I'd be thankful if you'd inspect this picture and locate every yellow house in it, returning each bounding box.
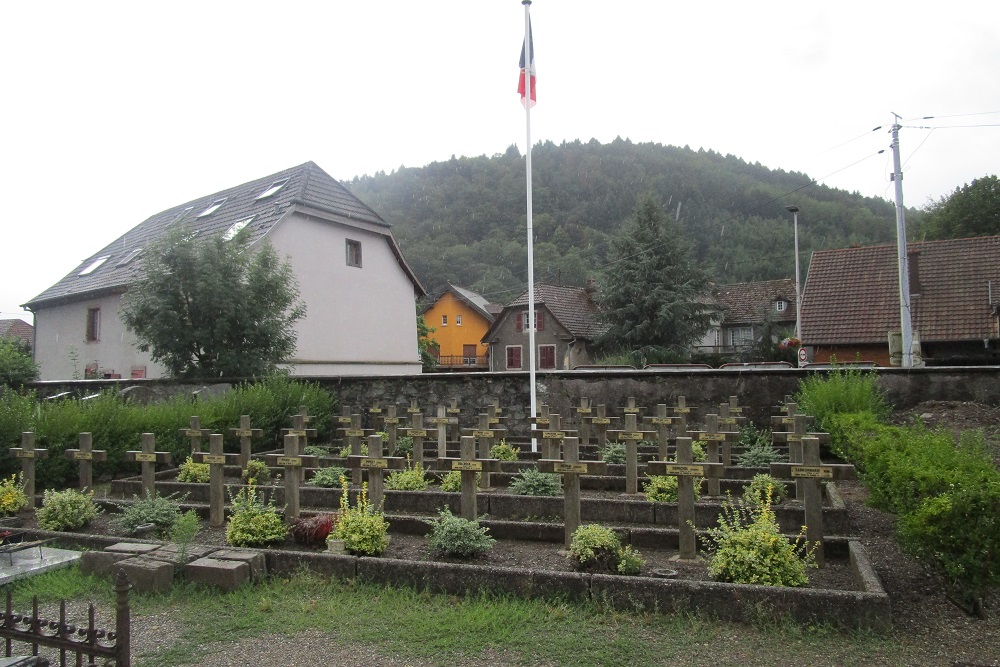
[421,284,497,370]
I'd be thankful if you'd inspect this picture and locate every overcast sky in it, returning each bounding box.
[3,1,998,324]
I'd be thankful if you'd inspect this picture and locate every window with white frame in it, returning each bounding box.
[506,345,523,370]
[775,300,787,312]
[456,314,463,326]
[346,239,362,267]
[441,315,448,326]
[730,326,754,348]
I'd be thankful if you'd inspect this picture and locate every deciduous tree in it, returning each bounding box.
[920,174,1000,239]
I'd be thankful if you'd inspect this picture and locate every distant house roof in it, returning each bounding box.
[801,236,1000,344]
[0,319,33,347]
[484,283,606,340]
[422,284,498,322]
[715,279,797,325]
[23,162,423,309]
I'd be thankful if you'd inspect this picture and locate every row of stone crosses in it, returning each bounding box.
[10,394,854,566]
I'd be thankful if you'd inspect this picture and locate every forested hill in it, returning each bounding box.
[347,138,901,304]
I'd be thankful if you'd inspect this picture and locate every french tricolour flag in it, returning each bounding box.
[518,20,536,107]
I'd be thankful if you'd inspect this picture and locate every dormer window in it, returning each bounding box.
[224,216,254,240]
[116,249,142,268]
[196,198,227,217]
[775,300,788,312]
[255,178,289,200]
[79,256,110,276]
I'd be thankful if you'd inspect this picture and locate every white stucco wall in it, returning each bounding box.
[32,294,163,381]
[266,211,421,375]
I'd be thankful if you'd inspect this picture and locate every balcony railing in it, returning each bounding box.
[434,355,488,368]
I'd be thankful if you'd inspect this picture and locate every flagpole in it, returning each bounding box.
[522,0,538,452]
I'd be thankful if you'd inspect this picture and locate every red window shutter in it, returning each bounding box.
[537,311,545,331]
[507,346,522,369]
[514,312,523,332]
[540,345,555,369]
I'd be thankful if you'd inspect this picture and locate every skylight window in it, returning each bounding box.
[116,249,142,268]
[170,206,194,225]
[79,256,110,276]
[223,216,254,240]
[255,178,289,200]
[196,198,227,217]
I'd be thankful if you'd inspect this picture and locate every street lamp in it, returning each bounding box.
[784,205,802,341]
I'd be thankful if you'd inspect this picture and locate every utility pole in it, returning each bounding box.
[890,113,914,368]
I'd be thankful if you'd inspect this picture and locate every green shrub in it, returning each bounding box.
[333,479,389,556]
[743,474,788,507]
[177,456,211,483]
[691,441,707,462]
[509,468,562,496]
[385,461,429,491]
[424,508,495,559]
[601,442,626,464]
[303,445,329,458]
[0,474,28,516]
[644,474,701,502]
[114,491,185,537]
[339,443,369,458]
[307,466,347,488]
[393,436,413,457]
[170,510,201,562]
[567,524,644,575]
[735,426,784,467]
[705,491,816,587]
[490,440,520,461]
[242,459,272,485]
[225,484,287,547]
[36,488,101,531]
[439,470,480,492]
[0,339,38,387]
[796,365,890,431]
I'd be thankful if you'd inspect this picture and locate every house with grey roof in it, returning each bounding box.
[0,319,34,350]
[694,279,798,355]
[800,236,1000,366]
[481,283,606,371]
[23,162,425,380]
[420,283,499,371]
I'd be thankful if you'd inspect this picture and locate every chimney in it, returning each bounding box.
[908,249,921,297]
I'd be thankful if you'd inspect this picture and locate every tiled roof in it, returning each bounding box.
[505,283,607,339]
[448,284,496,321]
[23,162,401,308]
[0,319,33,346]
[801,236,1000,344]
[715,279,796,325]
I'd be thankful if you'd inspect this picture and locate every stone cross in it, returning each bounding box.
[771,414,826,500]
[406,399,422,416]
[586,405,616,449]
[380,405,401,452]
[471,414,499,490]
[532,413,568,461]
[644,404,679,461]
[347,435,405,513]
[334,406,353,445]
[574,397,593,445]
[192,434,241,527]
[446,399,463,442]
[671,396,693,433]
[64,432,107,490]
[687,414,737,496]
[770,437,856,568]
[609,413,655,495]
[227,415,263,469]
[428,406,452,459]
[178,416,211,454]
[125,433,172,497]
[265,435,319,523]
[647,437,725,560]
[622,396,646,419]
[340,414,367,485]
[9,432,48,509]
[717,396,745,430]
[438,435,501,520]
[533,403,551,429]
[538,437,608,546]
[771,402,800,427]
[400,412,428,465]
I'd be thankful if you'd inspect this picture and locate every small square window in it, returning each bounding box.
[775,300,787,312]
[346,239,362,267]
[196,198,227,217]
[456,315,463,326]
[441,315,448,326]
[79,256,110,276]
[86,307,101,342]
[255,178,289,200]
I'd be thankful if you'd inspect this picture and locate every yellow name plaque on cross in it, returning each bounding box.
[276,457,302,466]
[233,429,255,437]
[619,432,644,440]
[590,417,612,424]
[71,451,93,460]
[452,461,483,471]
[665,464,705,476]
[361,459,388,469]
[406,429,428,437]
[791,466,833,479]
[344,429,365,437]
[337,417,353,424]
[134,453,157,462]
[541,431,565,439]
[554,463,588,474]
[203,455,226,464]
[382,418,400,425]
[473,430,495,438]
[286,430,307,437]
[184,429,205,437]
[14,450,37,459]
[650,417,674,425]
[696,433,727,442]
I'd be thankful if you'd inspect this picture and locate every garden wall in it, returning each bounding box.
[30,365,1000,437]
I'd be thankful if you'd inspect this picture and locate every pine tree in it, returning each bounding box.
[597,195,717,357]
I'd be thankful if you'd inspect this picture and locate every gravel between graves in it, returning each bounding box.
[15,400,1000,666]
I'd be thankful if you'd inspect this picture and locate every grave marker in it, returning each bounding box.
[178,416,211,454]
[644,404,679,461]
[9,432,48,509]
[400,412,428,466]
[347,435,405,512]
[770,437,856,567]
[671,396,693,434]
[622,396,646,418]
[532,413,568,460]
[586,404,616,449]
[227,415,263,469]
[688,414,738,496]
[608,413,655,495]
[438,435,501,520]
[265,435,319,522]
[338,414,367,485]
[192,434,241,527]
[717,397,746,429]
[125,433,172,497]
[771,414,824,500]
[538,437,608,546]
[428,406,453,459]
[380,405,401,452]
[470,414,499,489]
[574,397,593,445]
[446,399,463,442]
[647,437,725,560]
[64,432,107,490]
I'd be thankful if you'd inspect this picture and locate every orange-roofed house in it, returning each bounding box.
[800,236,1000,366]
[421,284,499,371]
